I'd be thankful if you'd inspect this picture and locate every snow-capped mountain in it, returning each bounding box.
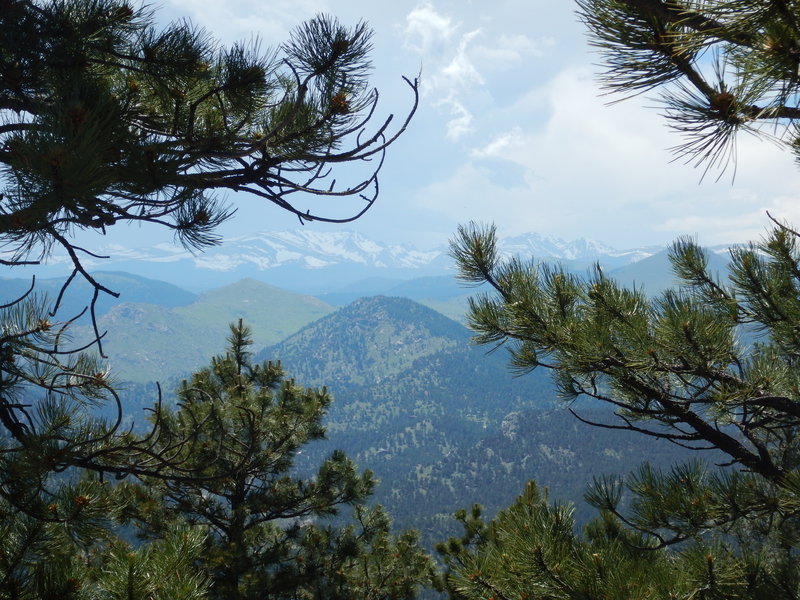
[197,230,444,271]
[29,230,663,292]
[78,230,445,272]
[500,232,662,267]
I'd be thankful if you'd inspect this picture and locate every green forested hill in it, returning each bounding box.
[259,296,469,388]
[0,271,197,319]
[173,278,332,345]
[255,295,700,546]
[75,279,333,382]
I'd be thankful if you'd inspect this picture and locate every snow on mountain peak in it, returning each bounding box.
[87,230,659,278]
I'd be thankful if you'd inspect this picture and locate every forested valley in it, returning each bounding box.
[102,289,704,550]
[3,1,800,599]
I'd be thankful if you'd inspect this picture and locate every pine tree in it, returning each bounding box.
[0,0,417,526]
[437,480,788,600]
[0,4,420,594]
[1,0,417,272]
[120,321,434,600]
[446,221,800,597]
[0,480,210,599]
[441,2,800,596]
[576,0,800,178]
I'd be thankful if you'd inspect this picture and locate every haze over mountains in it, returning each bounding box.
[0,229,736,382]
[20,229,684,292]
[0,233,735,545]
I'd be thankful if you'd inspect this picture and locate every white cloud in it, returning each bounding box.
[473,33,555,70]
[412,162,538,226]
[471,127,526,158]
[402,2,457,55]
[397,3,557,147]
[433,29,484,90]
[440,97,474,140]
[470,67,680,203]
[404,9,549,96]
[420,65,800,248]
[658,194,800,246]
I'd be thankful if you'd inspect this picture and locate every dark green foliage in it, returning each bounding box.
[0,477,209,599]
[576,0,800,176]
[0,292,129,508]
[379,409,706,545]
[121,320,434,600]
[444,122,800,600]
[0,318,435,598]
[436,481,792,600]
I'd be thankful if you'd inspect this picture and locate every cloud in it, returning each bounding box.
[404,7,548,96]
[420,65,800,248]
[657,193,800,246]
[470,67,681,203]
[399,3,555,144]
[402,2,457,55]
[439,97,474,140]
[164,0,328,43]
[472,33,555,71]
[431,28,484,91]
[471,127,526,159]
[402,5,482,97]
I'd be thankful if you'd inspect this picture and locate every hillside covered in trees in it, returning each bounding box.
[4,0,800,599]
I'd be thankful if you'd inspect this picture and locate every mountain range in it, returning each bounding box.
[254,295,705,544]
[16,229,684,293]
[1,258,730,546]
[68,277,334,382]
[0,235,736,383]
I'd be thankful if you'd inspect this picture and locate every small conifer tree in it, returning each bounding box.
[121,321,434,600]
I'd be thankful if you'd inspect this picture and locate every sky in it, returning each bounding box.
[116,1,800,251]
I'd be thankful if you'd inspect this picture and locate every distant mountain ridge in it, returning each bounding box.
[73,278,334,382]
[501,232,661,266]
[0,271,197,320]
[24,230,679,292]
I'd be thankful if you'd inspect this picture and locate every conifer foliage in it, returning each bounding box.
[122,320,434,600]
[0,0,418,537]
[437,480,789,599]
[445,222,800,598]
[442,1,800,597]
[1,0,417,265]
[577,0,800,177]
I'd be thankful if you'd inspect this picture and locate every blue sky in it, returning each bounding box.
[118,1,800,252]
